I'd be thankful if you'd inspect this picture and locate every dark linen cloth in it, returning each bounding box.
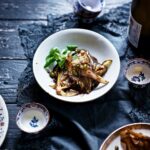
[16,3,150,150]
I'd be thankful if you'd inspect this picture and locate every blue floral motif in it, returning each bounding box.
[0,113,4,122]
[131,72,146,82]
[29,116,38,128]
[139,72,145,81]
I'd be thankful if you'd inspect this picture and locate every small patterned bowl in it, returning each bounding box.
[125,58,150,88]
[16,103,50,133]
[73,0,105,23]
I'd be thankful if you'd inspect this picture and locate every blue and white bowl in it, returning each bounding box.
[125,58,150,88]
[16,103,50,133]
[73,0,105,23]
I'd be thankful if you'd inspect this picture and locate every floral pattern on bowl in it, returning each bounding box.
[0,95,9,147]
[125,58,150,88]
[30,116,39,128]
[16,103,50,133]
[131,71,145,82]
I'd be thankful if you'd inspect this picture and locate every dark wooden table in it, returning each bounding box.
[0,0,130,149]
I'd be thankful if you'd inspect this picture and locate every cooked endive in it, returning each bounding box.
[44,45,112,96]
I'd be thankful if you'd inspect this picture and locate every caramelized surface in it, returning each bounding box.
[120,129,150,150]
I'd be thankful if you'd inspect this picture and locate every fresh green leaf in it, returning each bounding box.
[46,48,60,61]
[58,57,66,69]
[49,47,60,55]
[62,49,69,55]
[44,47,61,68]
[44,45,78,69]
[44,57,55,68]
[67,45,77,51]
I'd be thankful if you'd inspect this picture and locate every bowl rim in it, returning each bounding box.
[124,58,150,85]
[33,28,120,103]
[0,95,9,147]
[99,122,150,150]
[78,0,102,13]
[16,102,50,133]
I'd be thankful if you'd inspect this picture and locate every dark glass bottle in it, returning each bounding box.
[128,0,150,57]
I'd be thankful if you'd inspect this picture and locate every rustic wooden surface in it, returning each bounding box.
[0,0,130,149]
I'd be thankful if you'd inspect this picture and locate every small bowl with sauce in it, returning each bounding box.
[16,103,50,133]
[125,58,150,88]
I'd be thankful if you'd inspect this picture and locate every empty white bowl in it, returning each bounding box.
[33,29,120,102]
[125,58,150,88]
[16,103,50,133]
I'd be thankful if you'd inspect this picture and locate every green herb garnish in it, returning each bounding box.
[44,45,78,69]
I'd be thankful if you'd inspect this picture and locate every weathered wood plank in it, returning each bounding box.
[0,60,28,103]
[0,0,72,20]
[1,104,22,149]
[104,0,131,12]
[0,20,47,30]
[0,31,25,59]
[0,0,131,59]
[0,0,131,20]
[105,0,131,5]
[0,20,47,59]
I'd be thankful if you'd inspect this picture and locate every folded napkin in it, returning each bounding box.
[16,2,150,150]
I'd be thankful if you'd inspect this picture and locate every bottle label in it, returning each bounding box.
[128,13,142,48]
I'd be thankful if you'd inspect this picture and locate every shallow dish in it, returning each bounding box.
[16,103,49,133]
[125,58,150,88]
[0,95,9,147]
[33,29,120,102]
[100,123,150,150]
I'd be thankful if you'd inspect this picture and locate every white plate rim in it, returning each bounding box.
[33,28,120,103]
[0,95,9,147]
[100,122,150,150]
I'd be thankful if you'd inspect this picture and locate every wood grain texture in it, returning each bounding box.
[0,20,47,59]
[0,0,131,20]
[0,60,28,103]
[0,0,72,20]
[0,0,131,59]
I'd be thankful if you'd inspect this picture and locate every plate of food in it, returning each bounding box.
[0,95,9,147]
[100,123,150,150]
[33,29,120,102]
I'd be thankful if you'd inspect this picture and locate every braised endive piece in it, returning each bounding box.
[45,45,112,96]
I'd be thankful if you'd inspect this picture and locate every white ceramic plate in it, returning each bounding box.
[33,29,120,102]
[0,95,9,147]
[100,123,150,150]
